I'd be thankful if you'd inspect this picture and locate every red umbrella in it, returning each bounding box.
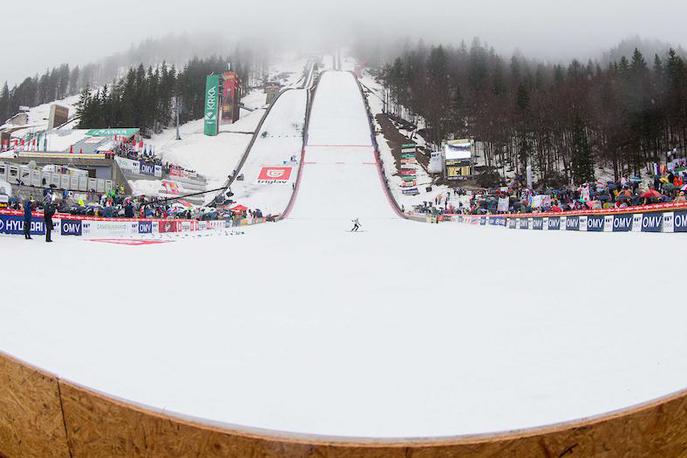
[641,189,662,199]
[231,204,248,213]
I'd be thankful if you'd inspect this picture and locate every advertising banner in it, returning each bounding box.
[641,213,663,232]
[548,217,561,230]
[0,214,46,235]
[221,71,240,125]
[60,219,82,236]
[204,74,221,136]
[257,166,292,184]
[159,220,180,233]
[82,221,138,237]
[86,128,139,137]
[138,221,153,234]
[566,216,580,231]
[115,156,140,175]
[139,162,157,177]
[612,214,633,232]
[674,210,687,233]
[532,218,544,230]
[586,215,605,232]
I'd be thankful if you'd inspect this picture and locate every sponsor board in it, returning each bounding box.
[138,221,153,234]
[663,212,674,233]
[257,166,292,184]
[532,218,544,230]
[586,215,605,232]
[612,214,633,232]
[139,162,156,177]
[60,219,82,236]
[565,216,580,231]
[0,214,46,235]
[548,217,561,231]
[159,220,179,233]
[641,213,663,232]
[674,210,687,233]
[82,221,138,237]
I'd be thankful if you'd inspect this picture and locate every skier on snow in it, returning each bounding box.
[351,217,361,232]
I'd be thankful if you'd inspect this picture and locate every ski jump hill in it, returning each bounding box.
[2,72,687,457]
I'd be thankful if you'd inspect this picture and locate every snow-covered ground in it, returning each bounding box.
[360,72,457,209]
[229,89,306,215]
[1,70,687,441]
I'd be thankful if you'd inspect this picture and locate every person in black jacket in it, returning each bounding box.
[23,197,33,240]
[43,198,55,243]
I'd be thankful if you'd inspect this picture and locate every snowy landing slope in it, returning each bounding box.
[1,69,687,441]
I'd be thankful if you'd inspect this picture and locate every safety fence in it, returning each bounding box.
[0,209,250,239]
[426,202,687,233]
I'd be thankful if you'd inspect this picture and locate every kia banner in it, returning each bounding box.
[257,166,293,184]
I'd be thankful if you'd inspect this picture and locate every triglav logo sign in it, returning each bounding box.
[257,166,293,183]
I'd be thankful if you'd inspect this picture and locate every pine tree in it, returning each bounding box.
[570,115,594,183]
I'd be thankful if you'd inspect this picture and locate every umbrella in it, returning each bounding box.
[231,204,248,213]
[641,189,662,199]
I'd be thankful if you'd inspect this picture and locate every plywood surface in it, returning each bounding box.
[0,353,70,458]
[2,350,687,457]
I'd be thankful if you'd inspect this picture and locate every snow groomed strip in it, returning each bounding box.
[2,349,687,457]
[441,202,687,233]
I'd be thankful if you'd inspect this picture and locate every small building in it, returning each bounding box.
[443,139,474,180]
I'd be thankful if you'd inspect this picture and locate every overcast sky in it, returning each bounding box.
[3,0,687,85]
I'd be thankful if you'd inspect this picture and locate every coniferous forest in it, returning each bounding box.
[75,57,249,135]
[377,40,687,184]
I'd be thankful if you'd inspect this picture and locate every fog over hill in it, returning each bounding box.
[3,0,687,85]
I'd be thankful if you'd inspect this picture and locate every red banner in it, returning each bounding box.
[258,166,292,183]
[159,220,179,233]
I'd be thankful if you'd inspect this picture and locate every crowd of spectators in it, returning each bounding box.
[414,160,687,216]
[112,140,197,178]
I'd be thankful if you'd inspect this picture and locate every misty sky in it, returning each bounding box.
[3,0,687,84]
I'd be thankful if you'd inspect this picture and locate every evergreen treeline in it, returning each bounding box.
[76,57,249,135]
[0,64,84,123]
[380,40,687,184]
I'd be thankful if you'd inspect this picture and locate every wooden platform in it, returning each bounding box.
[2,351,687,457]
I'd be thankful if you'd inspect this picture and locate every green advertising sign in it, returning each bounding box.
[86,128,140,137]
[204,74,221,136]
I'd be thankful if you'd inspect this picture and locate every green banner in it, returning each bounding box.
[401,153,415,159]
[204,74,221,136]
[86,128,140,137]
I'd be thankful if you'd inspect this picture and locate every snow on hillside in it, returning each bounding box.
[229,89,306,216]
[361,72,455,209]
